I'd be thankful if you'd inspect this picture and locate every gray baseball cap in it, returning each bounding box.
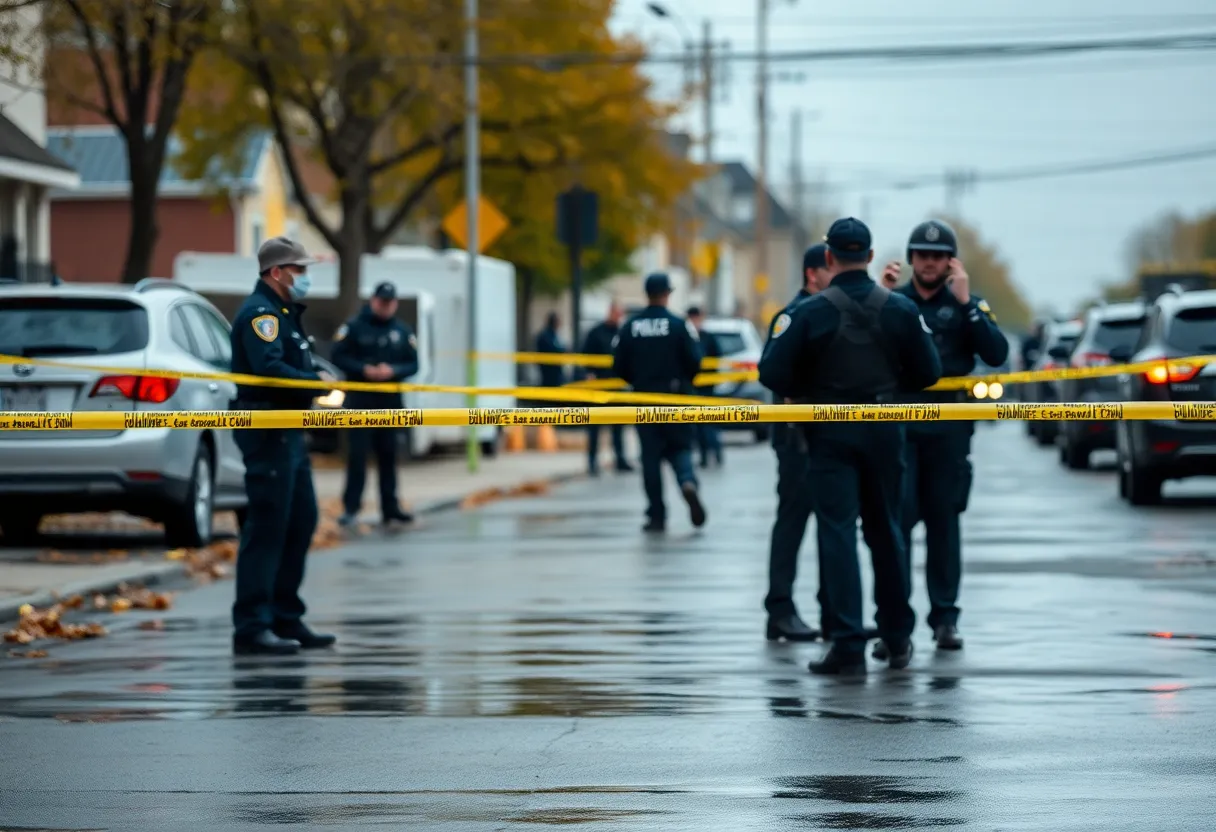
[257,236,316,273]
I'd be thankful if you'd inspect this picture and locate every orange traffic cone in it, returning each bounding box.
[536,424,558,452]
[504,425,525,452]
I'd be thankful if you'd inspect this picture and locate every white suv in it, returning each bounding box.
[0,278,248,546]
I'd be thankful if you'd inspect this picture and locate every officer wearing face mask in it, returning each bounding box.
[228,236,336,657]
[875,220,1008,657]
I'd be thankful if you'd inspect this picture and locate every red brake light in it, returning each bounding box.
[1144,362,1200,385]
[90,375,180,403]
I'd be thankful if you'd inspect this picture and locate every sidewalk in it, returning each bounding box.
[1,445,604,624]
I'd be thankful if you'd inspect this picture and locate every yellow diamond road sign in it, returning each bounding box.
[754,273,770,294]
[443,196,510,253]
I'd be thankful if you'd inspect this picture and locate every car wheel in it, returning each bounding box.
[1034,424,1054,446]
[1118,465,1130,500]
[165,443,215,548]
[0,510,43,546]
[1062,441,1088,470]
[1126,462,1163,507]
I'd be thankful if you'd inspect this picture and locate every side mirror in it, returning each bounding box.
[1108,345,1133,364]
[1047,344,1072,361]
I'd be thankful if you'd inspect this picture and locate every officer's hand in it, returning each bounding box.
[881,261,901,288]
[318,370,336,383]
[363,364,388,381]
[947,258,970,304]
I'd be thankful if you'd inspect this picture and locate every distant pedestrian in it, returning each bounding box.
[581,300,633,475]
[227,236,337,656]
[686,306,723,468]
[535,311,568,388]
[613,273,707,533]
[330,281,419,529]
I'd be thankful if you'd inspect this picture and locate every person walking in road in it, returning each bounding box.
[581,300,633,476]
[686,306,724,468]
[613,273,707,533]
[228,236,337,656]
[875,220,1009,656]
[759,218,942,674]
[330,281,419,529]
[762,243,831,643]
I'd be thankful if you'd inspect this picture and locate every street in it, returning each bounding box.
[2,423,1215,831]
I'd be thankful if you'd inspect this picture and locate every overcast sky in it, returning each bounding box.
[609,0,1216,315]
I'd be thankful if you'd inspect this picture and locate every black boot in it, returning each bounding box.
[808,646,867,676]
[766,613,822,643]
[274,624,337,649]
[681,481,706,528]
[934,624,964,650]
[234,631,300,656]
[884,640,914,670]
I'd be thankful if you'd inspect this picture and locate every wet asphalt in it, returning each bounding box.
[1,423,1215,831]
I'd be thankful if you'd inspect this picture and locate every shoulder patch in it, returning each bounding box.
[334,324,348,342]
[610,334,620,350]
[252,314,279,343]
[919,314,933,335]
[408,333,417,349]
[977,299,996,321]
[685,319,700,341]
[772,312,792,338]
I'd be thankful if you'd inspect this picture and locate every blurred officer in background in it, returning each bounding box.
[762,243,830,643]
[686,306,724,468]
[229,237,337,656]
[759,219,941,674]
[535,311,568,388]
[581,300,632,476]
[875,219,1009,657]
[613,273,707,533]
[330,281,419,529]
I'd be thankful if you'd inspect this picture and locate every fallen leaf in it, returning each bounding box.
[92,594,108,609]
[17,603,33,618]
[3,630,34,644]
[138,620,165,631]
[165,548,188,561]
[9,649,49,658]
[62,594,84,609]
[110,598,133,613]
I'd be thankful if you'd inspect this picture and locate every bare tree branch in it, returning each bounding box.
[62,0,122,125]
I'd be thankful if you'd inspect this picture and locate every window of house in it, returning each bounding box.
[285,220,300,241]
[250,215,265,253]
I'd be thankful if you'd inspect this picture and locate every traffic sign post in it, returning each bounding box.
[557,186,598,350]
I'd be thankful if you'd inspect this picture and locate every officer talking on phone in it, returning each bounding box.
[876,220,1008,656]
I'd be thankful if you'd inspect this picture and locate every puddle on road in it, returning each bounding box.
[772,775,967,829]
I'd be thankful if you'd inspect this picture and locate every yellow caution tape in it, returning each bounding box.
[1,402,1213,432]
[0,354,753,408]
[477,351,746,370]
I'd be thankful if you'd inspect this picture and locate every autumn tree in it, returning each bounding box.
[176,0,698,319]
[1100,208,1216,300]
[0,0,219,282]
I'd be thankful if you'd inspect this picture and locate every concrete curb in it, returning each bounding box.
[0,468,587,626]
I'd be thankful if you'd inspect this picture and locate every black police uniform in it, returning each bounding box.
[229,277,323,648]
[693,323,724,467]
[330,286,419,523]
[612,274,707,531]
[535,321,567,388]
[759,218,942,672]
[581,318,630,474]
[895,221,1009,644]
[762,284,823,640]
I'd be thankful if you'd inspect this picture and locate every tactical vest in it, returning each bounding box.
[805,285,901,404]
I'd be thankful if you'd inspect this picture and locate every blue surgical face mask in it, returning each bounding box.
[288,270,311,301]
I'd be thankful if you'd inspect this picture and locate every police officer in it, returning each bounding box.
[612,273,707,532]
[580,300,633,476]
[686,306,724,468]
[535,311,567,388]
[762,243,829,643]
[874,220,1008,655]
[758,218,942,674]
[330,281,419,528]
[229,237,337,656]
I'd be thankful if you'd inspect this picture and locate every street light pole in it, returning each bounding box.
[464,0,480,473]
[754,0,769,319]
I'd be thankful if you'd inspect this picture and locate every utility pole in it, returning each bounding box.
[754,0,769,319]
[943,168,976,218]
[701,19,714,165]
[463,0,480,473]
[790,107,804,295]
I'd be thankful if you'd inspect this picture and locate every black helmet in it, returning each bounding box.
[906,220,958,263]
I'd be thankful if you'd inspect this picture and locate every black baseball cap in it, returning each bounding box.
[372,281,397,300]
[644,272,673,296]
[825,217,872,258]
[803,243,828,271]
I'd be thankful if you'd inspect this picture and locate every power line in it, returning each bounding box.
[374,31,1216,67]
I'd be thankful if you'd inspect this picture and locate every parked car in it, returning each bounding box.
[1113,287,1216,505]
[1024,318,1083,446]
[1056,302,1148,469]
[0,279,247,546]
[699,316,770,442]
[306,353,345,455]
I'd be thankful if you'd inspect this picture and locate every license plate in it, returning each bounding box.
[2,386,48,411]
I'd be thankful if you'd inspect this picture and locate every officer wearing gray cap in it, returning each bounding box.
[759,218,942,675]
[330,281,419,528]
[612,272,707,532]
[228,236,336,656]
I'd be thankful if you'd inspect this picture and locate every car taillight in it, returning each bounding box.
[1144,362,1200,385]
[1071,351,1111,368]
[90,375,180,403]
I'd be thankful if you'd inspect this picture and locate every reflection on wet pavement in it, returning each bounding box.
[1,425,1214,830]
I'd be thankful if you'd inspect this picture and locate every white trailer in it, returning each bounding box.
[172,248,517,457]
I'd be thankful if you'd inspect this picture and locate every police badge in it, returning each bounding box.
[772,313,792,338]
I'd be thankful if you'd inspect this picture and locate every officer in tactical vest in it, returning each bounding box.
[759,218,942,675]
[762,242,830,643]
[228,237,337,656]
[330,281,419,528]
[873,220,1009,656]
[612,273,707,532]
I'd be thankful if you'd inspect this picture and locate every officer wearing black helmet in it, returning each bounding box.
[612,272,707,532]
[875,219,1008,656]
[330,281,419,528]
[761,242,830,643]
[759,218,941,674]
